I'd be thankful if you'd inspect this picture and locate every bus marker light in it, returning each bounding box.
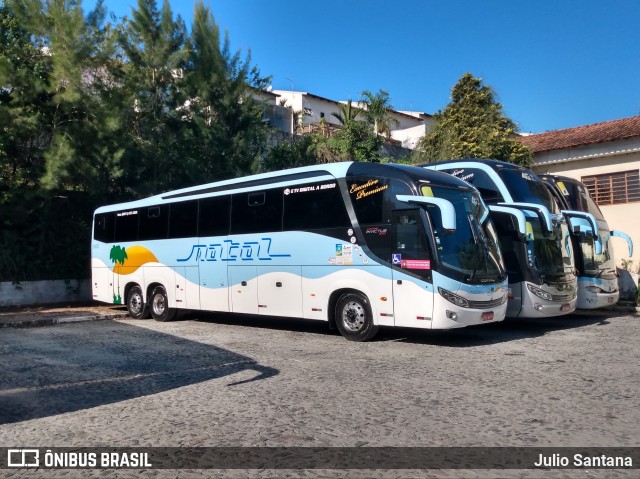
[481,311,494,321]
[380,297,388,301]
[380,313,393,317]
[561,303,570,312]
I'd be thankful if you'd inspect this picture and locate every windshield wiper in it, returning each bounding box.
[595,268,616,278]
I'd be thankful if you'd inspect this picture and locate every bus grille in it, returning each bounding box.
[467,296,507,309]
[550,292,577,302]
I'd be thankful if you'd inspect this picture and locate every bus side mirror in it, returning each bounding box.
[488,205,527,240]
[611,230,634,257]
[395,195,456,232]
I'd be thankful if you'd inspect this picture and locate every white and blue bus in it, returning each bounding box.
[92,162,508,341]
[423,159,588,319]
[540,174,633,309]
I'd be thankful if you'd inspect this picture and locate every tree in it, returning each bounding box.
[118,0,188,195]
[360,89,399,138]
[178,1,269,183]
[0,2,52,190]
[331,99,361,125]
[413,73,532,167]
[261,135,317,172]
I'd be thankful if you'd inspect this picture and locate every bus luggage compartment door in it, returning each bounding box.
[257,266,303,318]
[229,265,258,315]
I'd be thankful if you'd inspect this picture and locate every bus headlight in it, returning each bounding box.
[438,287,469,308]
[526,284,553,301]
[586,286,605,293]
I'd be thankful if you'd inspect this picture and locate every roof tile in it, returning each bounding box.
[518,116,640,152]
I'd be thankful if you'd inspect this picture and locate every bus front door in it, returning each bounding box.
[391,210,434,328]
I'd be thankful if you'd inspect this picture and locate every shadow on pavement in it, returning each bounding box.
[188,309,626,348]
[379,310,619,346]
[0,321,278,425]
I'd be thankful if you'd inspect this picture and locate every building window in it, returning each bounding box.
[582,170,640,205]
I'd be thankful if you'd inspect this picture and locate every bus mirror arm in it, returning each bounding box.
[395,195,456,231]
[561,210,599,240]
[498,202,553,236]
[611,230,634,257]
[488,205,527,237]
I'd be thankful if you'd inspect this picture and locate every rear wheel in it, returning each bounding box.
[149,286,177,322]
[126,285,150,319]
[335,292,379,342]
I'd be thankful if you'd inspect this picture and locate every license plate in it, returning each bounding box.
[561,304,570,312]
[608,297,615,303]
[482,311,494,321]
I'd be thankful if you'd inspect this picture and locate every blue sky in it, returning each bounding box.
[90,0,640,133]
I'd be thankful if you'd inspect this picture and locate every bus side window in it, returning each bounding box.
[199,195,230,237]
[114,210,139,243]
[283,184,350,232]
[139,206,168,241]
[231,189,283,235]
[94,213,115,243]
[394,210,429,260]
[169,200,198,239]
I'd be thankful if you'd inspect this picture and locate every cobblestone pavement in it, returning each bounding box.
[0,309,638,478]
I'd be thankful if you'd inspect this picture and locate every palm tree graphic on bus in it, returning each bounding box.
[109,245,127,304]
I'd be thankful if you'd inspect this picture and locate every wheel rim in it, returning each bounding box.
[152,293,166,317]
[129,292,143,315]
[341,301,365,332]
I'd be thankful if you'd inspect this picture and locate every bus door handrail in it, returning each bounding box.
[396,195,456,231]
[611,230,634,257]
[498,202,553,236]
[488,205,527,237]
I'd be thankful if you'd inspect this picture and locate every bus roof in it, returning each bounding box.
[95,161,476,214]
[418,158,528,172]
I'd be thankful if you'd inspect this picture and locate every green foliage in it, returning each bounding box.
[413,73,533,167]
[360,89,399,138]
[331,99,361,125]
[0,0,271,281]
[261,135,317,172]
[262,116,385,170]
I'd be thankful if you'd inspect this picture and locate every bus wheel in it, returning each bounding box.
[335,292,379,342]
[149,286,177,322]
[126,285,150,319]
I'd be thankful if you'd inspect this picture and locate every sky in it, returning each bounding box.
[87,0,640,133]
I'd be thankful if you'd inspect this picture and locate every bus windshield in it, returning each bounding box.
[559,180,606,221]
[526,218,574,277]
[498,169,559,213]
[580,229,616,277]
[421,185,505,282]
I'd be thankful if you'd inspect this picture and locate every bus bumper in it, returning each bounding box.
[432,295,508,329]
[577,288,619,309]
[517,284,577,318]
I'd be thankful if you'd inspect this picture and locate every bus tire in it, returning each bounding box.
[335,292,379,342]
[126,285,150,319]
[149,286,177,322]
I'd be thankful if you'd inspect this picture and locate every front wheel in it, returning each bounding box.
[149,286,177,322]
[335,292,379,342]
[126,285,150,319]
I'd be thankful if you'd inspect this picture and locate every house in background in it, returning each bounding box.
[272,90,435,148]
[518,116,640,267]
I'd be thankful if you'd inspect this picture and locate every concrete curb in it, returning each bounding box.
[0,313,129,329]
